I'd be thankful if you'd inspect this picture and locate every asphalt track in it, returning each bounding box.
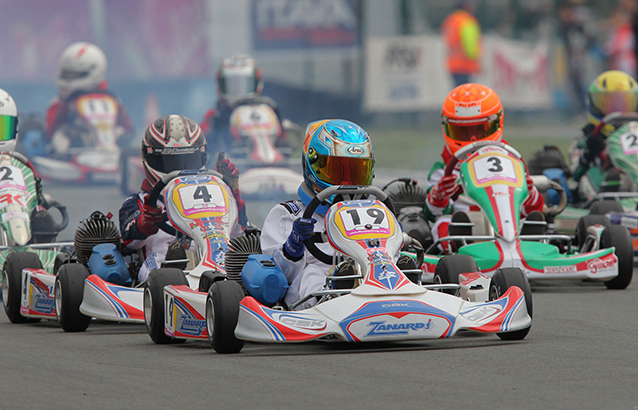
[1,179,637,409]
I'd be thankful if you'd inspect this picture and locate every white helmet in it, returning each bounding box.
[0,89,18,152]
[216,54,263,106]
[57,42,107,99]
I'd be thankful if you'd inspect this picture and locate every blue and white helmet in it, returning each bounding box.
[302,119,374,196]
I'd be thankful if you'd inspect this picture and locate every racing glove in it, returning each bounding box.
[216,153,245,212]
[521,175,544,217]
[283,217,317,261]
[137,200,163,237]
[428,175,460,208]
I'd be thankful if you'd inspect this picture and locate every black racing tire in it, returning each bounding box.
[144,268,188,344]
[55,264,91,332]
[433,255,478,294]
[2,252,43,324]
[206,280,245,354]
[601,225,633,290]
[589,200,623,215]
[575,215,611,249]
[489,267,532,340]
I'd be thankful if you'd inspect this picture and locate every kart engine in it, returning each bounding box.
[74,211,121,265]
[224,229,262,283]
[386,182,427,213]
[528,146,569,176]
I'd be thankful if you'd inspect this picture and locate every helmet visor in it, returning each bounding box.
[60,69,89,80]
[590,90,638,118]
[0,115,18,142]
[144,150,207,174]
[310,153,374,187]
[443,114,501,142]
[219,73,257,97]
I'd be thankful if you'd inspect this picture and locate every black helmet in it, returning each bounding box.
[142,115,207,186]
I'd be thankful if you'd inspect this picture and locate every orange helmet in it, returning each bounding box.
[441,83,503,155]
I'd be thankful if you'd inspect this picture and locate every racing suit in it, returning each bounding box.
[260,183,335,310]
[424,145,544,245]
[45,84,133,153]
[119,179,244,282]
[200,95,285,151]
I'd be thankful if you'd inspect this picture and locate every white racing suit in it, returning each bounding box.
[261,198,337,310]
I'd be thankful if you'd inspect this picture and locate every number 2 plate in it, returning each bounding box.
[620,132,638,155]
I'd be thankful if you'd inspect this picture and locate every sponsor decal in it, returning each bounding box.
[178,316,206,336]
[461,305,502,322]
[365,319,433,336]
[543,265,577,274]
[1,210,29,223]
[587,257,616,274]
[277,314,326,330]
[346,145,365,156]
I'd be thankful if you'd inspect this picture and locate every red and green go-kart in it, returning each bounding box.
[417,141,632,290]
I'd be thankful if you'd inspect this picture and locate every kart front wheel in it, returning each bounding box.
[144,268,188,344]
[206,280,245,354]
[489,268,532,341]
[433,255,478,295]
[575,215,611,249]
[2,252,43,324]
[55,264,91,332]
[601,225,633,290]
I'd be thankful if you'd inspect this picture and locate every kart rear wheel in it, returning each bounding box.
[55,264,91,332]
[2,252,43,324]
[489,268,532,340]
[601,225,633,290]
[433,255,478,295]
[589,200,623,215]
[206,280,245,354]
[575,215,611,249]
[144,268,188,344]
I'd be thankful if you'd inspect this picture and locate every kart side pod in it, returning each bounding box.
[88,243,131,286]
[241,254,288,306]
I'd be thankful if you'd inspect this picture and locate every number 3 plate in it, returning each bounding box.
[466,153,524,188]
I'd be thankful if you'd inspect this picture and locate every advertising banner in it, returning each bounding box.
[364,34,551,112]
[252,0,359,51]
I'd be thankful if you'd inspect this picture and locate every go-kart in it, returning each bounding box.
[204,185,533,354]
[418,141,632,290]
[529,112,638,254]
[142,169,252,344]
[0,151,71,322]
[18,92,128,184]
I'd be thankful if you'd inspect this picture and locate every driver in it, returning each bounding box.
[425,83,543,248]
[200,53,287,151]
[119,115,247,283]
[261,119,374,310]
[0,89,63,243]
[570,70,638,184]
[45,42,133,156]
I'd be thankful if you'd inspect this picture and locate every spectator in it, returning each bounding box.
[441,1,482,87]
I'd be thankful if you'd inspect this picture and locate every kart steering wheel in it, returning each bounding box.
[593,112,638,137]
[301,185,396,265]
[146,169,225,236]
[443,141,524,200]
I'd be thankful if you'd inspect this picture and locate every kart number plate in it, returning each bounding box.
[176,183,228,217]
[619,132,638,155]
[231,105,278,133]
[0,165,26,190]
[337,205,392,239]
[468,153,524,188]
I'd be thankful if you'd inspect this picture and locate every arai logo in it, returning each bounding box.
[346,145,365,156]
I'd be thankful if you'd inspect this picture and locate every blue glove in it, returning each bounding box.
[284,217,317,261]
